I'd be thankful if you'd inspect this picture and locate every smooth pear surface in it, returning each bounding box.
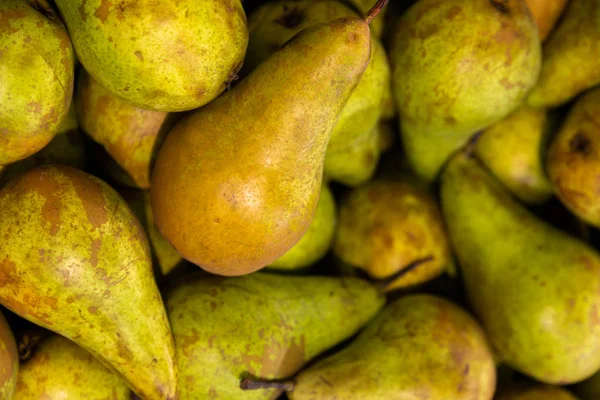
[525,0,569,40]
[167,273,385,400]
[290,295,496,400]
[0,0,74,166]
[54,0,248,111]
[0,166,176,400]
[151,17,371,276]
[441,153,600,384]
[547,87,600,227]
[0,311,18,400]
[14,335,130,400]
[391,0,541,181]
[496,385,579,400]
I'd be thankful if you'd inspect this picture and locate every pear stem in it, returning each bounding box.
[240,377,296,392]
[364,0,389,24]
[374,256,434,291]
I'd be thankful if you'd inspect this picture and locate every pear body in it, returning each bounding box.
[290,294,496,400]
[14,335,130,399]
[167,273,385,400]
[441,154,600,384]
[54,0,248,111]
[527,0,600,108]
[525,0,569,40]
[151,17,371,276]
[0,311,17,400]
[547,87,600,227]
[347,0,386,37]
[476,106,552,204]
[0,0,75,166]
[391,0,541,181]
[496,385,579,400]
[0,166,176,400]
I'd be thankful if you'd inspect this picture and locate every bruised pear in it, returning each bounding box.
[0,310,17,400]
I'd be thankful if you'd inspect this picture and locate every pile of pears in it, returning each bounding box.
[3,0,600,399]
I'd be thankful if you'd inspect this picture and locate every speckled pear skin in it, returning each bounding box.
[441,153,600,384]
[268,184,336,270]
[289,295,496,400]
[151,17,371,276]
[76,71,171,189]
[0,311,18,400]
[496,385,579,400]
[525,0,569,40]
[391,0,541,181]
[54,0,248,112]
[0,0,75,166]
[0,166,176,400]
[527,0,600,108]
[143,192,181,276]
[167,273,385,400]
[547,88,600,227]
[573,370,600,400]
[334,180,450,291]
[14,335,130,400]
[476,106,553,204]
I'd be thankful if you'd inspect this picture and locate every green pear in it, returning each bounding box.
[14,335,130,399]
[0,0,75,166]
[347,0,386,37]
[167,272,385,399]
[151,9,375,276]
[496,385,579,400]
[572,370,600,400]
[0,166,176,400]
[76,71,176,189]
[527,0,600,108]
[440,153,600,384]
[268,184,336,270]
[0,310,18,400]
[391,0,541,181]
[547,87,600,228]
[334,179,450,291]
[289,294,496,400]
[475,106,553,204]
[54,0,248,111]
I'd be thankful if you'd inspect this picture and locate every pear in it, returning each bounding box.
[440,153,600,384]
[151,6,377,276]
[76,72,176,189]
[268,184,336,270]
[289,294,496,400]
[524,0,569,40]
[167,272,385,399]
[391,0,541,181]
[475,106,553,204]
[0,0,75,166]
[347,0,386,37]
[547,87,600,228]
[527,0,600,108]
[0,310,18,400]
[14,335,130,399]
[54,0,247,112]
[496,385,579,400]
[0,166,176,400]
[573,370,600,400]
[334,179,450,291]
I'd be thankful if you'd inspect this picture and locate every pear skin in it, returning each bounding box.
[441,153,600,384]
[268,184,336,270]
[151,16,371,276]
[347,0,386,37]
[496,385,579,400]
[525,0,569,40]
[391,0,541,181]
[334,179,450,291]
[527,0,600,108]
[289,294,496,400]
[0,0,75,166]
[547,87,600,228]
[14,335,130,399]
[0,166,176,400]
[476,106,553,204]
[143,192,182,276]
[167,273,385,399]
[0,311,18,400]
[54,0,248,111]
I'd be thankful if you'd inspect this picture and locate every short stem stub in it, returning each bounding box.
[375,255,435,291]
[364,0,390,24]
[240,377,296,392]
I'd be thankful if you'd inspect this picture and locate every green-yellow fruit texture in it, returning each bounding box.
[167,273,385,400]
[0,311,17,400]
[54,0,248,111]
[14,335,130,400]
[0,166,176,400]
[290,294,496,400]
[269,184,336,270]
[0,0,74,166]
[441,153,600,384]
[347,0,386,37]
[391,0,541,181]
[496,385,579,400]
